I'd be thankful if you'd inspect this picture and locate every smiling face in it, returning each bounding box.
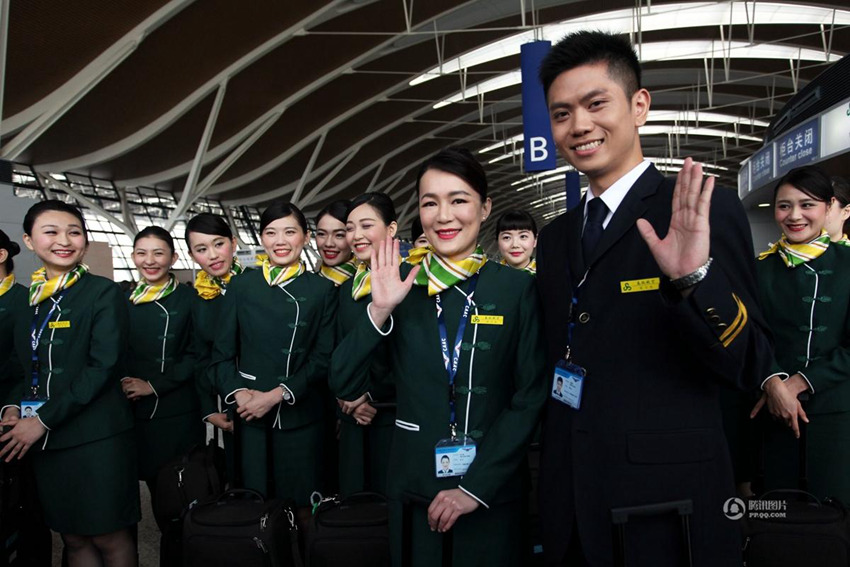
[133,236,177,285]
[188,232,237,278]
[418,169,491,261]
[316,214,352,267]
[547,62,649,195]
[774,183,829,244]
[261,215,310,268]
[498,229,537,269]
[23,211,88,279]
[346,204,397,263]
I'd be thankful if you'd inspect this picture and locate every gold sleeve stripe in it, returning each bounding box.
[722,294,748,348]
[719,294,745,342]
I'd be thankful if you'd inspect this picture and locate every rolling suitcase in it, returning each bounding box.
[743,418,850,567]
[182,416,302,567]
[611,499,694,567]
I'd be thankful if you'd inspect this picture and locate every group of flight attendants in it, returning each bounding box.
[0,147,547,567]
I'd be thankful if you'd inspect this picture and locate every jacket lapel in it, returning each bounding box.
[566,197,586,283]
[586,165,664,266]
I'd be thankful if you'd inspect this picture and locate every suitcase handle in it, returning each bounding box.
[215,488,265,504]
[758,489,821,505]
[611,500,693,567]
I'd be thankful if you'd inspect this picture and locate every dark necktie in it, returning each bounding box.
[582,198,608,263]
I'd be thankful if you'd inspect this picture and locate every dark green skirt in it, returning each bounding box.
[338,419,394,496]
[134,410,204,481]
[388,497,523,567]
[32,429,141,535]
[239,419,324,507]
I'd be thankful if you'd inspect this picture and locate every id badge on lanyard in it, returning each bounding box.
[24,294,64,414]
[552,270,589,410]
[434,274,478,479]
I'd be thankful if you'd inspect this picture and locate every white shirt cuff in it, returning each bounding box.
[458,485,489,509]
[367,302,394,336]
[760,372,788,390]
[224,387,249,405]
[796,371,815,394]
[279,384,296,406]
[0,404,21,420]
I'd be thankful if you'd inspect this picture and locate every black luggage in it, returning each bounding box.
[182,416,303,567]
[611,499,694,567]
[743,418,850,567]
[305,401,392,567]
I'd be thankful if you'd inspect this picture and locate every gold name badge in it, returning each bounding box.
[620,278,660,294]
[471,315,504,325]
[49,321,71,329]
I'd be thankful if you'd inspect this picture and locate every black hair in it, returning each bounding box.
[315,200,352,227]
[496,209,538,237]
[134,226,176,255]
[539,30,641,98]
[0,230,20,274]
[23,199,89,243]
[832,176,850,207]
[410,217,424,242]
[260,200,308,234]
[773,165,833,203]
[349,192,397,225]
[185,213,233,246]
[416,147,488,200]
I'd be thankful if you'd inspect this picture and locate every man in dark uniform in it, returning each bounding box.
[535,31,772,566]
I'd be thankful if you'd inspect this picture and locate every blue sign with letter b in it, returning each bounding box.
[521,41,557,172]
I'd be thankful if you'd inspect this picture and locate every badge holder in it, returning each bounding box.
[552,358,586,410]
[434,427,477,479]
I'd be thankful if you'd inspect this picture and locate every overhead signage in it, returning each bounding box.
[776,118,819,176]
[750,145,774,189]
[821,101,850,159]
[521,41,557,172]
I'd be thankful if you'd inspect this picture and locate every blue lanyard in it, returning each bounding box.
[29,293,65,396]
[565,269,590,362]
[435,273,479,439]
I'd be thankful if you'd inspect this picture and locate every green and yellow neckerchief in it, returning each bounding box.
[835,235,850,248]
[262,257,305,287]
[195,258,244,300]
[758,230,831,268]
[319,257,357,287]
[130,273,179,305]
[407,245,487,296]
[29,264,89,306]
[0,274,15,298]
[500,257,536,275]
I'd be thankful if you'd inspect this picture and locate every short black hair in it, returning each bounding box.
[134,226,176,255]
[539,30,641,99]
[315,199,352,227]
[832,176,850,207]
[185,213,233,246]
[23,199,89,243]
[416,147,488,200]
[496,209,538,237]
[0,230,20,274]
[410,217,424,242]
[260,200,308,234]
[773,165,833,203]
[349,193,397,225]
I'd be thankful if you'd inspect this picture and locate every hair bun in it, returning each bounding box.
[7,241,20,257]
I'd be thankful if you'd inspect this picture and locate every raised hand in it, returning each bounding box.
[368,235,420,328]
[636,158,713,281]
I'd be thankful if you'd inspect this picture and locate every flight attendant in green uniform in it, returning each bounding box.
[825,175,850,246]
[496,209,537,275]
[315,200,356,285]
[0,230,25,410]
[751,166,850,504]
[123,226,203,497]
[186,213,242,463]
[0,200,138,567]
[335,192,400,495]
[331,147,548,566]
[211,201,337,505]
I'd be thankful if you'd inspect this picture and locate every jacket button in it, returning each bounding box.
[708,315,721,323]
[578,312,591,324]
[706,307,717,315]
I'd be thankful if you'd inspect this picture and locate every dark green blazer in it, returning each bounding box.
[211,269,337,430]
[126,282,199,420]
[336,277,395,426]
[331,261,548,507]
[191,290,227,420]
[757,244,850,414]
[13,273,133,450]
[0,282,27,411]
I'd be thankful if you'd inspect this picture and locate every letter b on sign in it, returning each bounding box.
[529,137,549,162]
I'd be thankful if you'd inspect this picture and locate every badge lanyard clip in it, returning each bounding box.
[436,273,479,441]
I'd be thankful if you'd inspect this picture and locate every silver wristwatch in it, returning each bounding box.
[670,257,713,290]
